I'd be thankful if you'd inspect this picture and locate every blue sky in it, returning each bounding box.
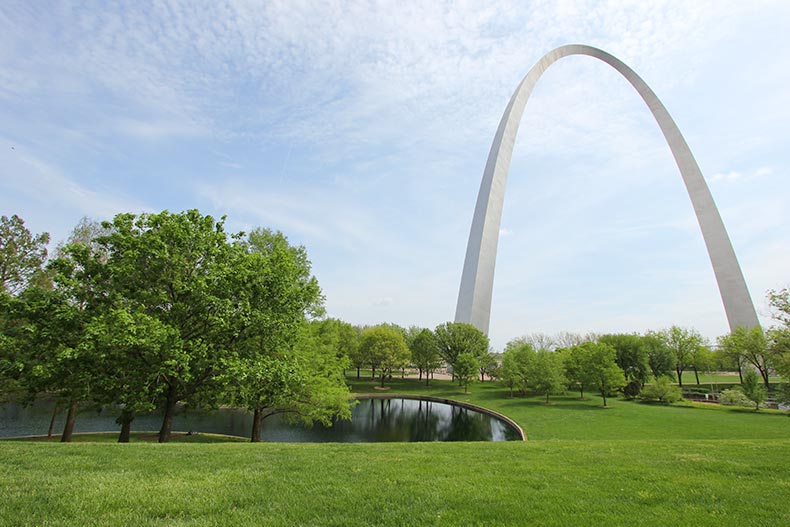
[1,1,789,349]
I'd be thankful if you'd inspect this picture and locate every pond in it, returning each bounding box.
[0,396,522,442]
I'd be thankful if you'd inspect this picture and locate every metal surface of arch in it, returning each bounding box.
[455,44,758,334]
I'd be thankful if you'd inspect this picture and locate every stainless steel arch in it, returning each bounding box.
[455,44,758,334]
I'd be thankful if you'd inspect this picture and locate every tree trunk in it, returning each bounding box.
[371,366,375,379]
[251,405,263,442]
[676,367,683,387]
[419,368,422,380]
[356,367,360,379]
[737,361,743,384]
[118,409,134,443]
[158,384,178,443]
[760,369,771,388]
[60,401,78,442]
[380,370,386,387]
[693,366,700,385]
[601,390,607,407]
[579,385,584,400]
[546,392,550,404]
[47,402,60,439]
[425,371,430,386]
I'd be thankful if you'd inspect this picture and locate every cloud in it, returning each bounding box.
[710,166,774,184]
[374,297,395,307]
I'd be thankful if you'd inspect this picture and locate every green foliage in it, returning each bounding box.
[79,308,180,417]
[642,332,676,379]
[527,349,566,403]
[718,326,772,387]
[434,321,489,373]
[599,333,649,385]
[572,341,626,407]
[720,388,752,407]
[660,326,704,387]
[559,345,586,398]
[453,352,479,393]
[768,287,790,326]
[740,369,767,411]
[498,342,535,396]
[359,325,410,387]
[409,328,441,384]
[640,377,682,403]
[0,214,50,295]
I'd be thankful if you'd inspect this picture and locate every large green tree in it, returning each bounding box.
[661,326,703,387]
[434,322,489,379]
[498,341,535,396]
[599,334,649,386]
[0,214,50,294]
[718,326,772,388]
[527,349,566,404]
[96,210,255,442]
[359,325,410,387]
[574,341,626,407]
[453,352,479,393]
[78,308,179,442]
[642,332,676,380]
[409,328,441,385]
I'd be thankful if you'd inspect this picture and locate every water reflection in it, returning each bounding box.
[0,397,520,442]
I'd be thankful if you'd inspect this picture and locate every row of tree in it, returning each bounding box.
[0,212,352,442]
[349,322,492,392]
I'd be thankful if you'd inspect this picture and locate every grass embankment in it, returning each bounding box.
[2,440,789,526]
[6,432,248,443]
[2,376,790,526]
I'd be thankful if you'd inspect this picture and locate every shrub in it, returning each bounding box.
[641,376,682,403]
[623,380,642,399]
[719,388,752,407]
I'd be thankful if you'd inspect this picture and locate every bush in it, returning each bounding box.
[623,380,642,399]
[719,388,752,407]
[641,377,682,403]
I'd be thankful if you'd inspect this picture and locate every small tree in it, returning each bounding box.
[454,352,479,393]
[561,345,588,399]
[434,322,489,378]
[410,329,441,385]
[359,325,410,387]
[640,377,682,403]
[499,342,534,396]
[642,332,676,380]
[661,326,703,387]
[578,342,626,407]
[719,326,772,388]
[599,334,650,386]
[740,369,767,411]
[527,350,566,404]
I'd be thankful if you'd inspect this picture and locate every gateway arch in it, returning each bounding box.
[455,44,758,335]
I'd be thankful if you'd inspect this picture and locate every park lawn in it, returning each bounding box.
[3,376,790,526]
[675,371,782,385]
[1,439,789,527]
[347,376,790,441]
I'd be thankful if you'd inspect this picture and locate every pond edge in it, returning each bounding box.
[354,394,527,441]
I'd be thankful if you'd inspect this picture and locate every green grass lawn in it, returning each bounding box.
[2,376,789,526]
[348,376,790,440]
[2,440,788,526]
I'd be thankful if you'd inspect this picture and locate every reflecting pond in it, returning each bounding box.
[0,397,521,442]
